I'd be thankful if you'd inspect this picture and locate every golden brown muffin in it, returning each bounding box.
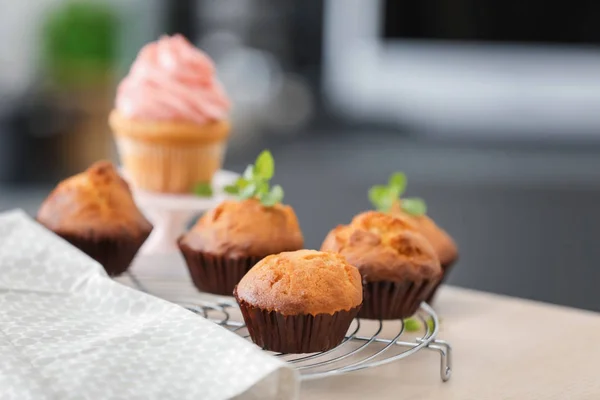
[321,211,441,319]
[321,211,440,281]
[180,198,303,257]
[234,250,362,353]
[37,161,152,276]
[178,198,304,295]
[235,249,362,315]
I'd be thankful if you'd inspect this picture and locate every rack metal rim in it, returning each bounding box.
[127,272,452,382]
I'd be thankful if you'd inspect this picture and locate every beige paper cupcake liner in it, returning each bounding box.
[109,110,230,193]
[115,136,226,193]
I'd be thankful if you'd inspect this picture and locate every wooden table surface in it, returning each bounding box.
[119,254,600,400]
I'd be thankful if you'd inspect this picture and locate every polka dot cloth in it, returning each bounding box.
[0,210,298,400]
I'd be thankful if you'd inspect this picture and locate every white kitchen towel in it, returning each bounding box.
[0,210,299,400]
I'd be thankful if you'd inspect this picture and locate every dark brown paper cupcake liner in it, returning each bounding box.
[234,289,361,354]
[57,231,151,277]
[359,278,440,320]
[178,240,263,296]
[425,259,457,304]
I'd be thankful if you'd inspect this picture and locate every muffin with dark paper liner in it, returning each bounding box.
[234,250,363,353]
[368,172,458,304]
[58,232,150,276]
[178,198,303,295]
[37,161,153,277]
[321,211,441,320]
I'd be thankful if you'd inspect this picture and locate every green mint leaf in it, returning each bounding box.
[404,317,437,333]
[237,177,249,189]
[225,177,249,196]
[254,150,274,180]
[254,180,269,196]
[370,172,429,214]
[388,172,407,194]
[243,165,255,181]
[369,185,398,212]
[403,318,420,332]
[233,150,284,205]
[223,184,239,195]
[401,197,427,216]
[387,184,402,202]
[369,172,406,212]
[239,182,257,200]
[260,185,284,207]
[193,182,213,197]
[368,185,388,211]
[379,190,396,213]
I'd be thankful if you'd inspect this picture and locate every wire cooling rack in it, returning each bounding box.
[126,272,452,382]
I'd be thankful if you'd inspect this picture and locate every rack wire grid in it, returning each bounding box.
[127,272,452,382]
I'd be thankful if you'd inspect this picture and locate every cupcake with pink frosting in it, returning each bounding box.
[109,34,231,193]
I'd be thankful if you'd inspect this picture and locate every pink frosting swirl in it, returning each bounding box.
[116,34,230,124]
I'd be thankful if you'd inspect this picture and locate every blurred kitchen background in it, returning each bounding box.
[2,0,600,311]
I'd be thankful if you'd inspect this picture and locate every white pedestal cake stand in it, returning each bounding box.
[126,170,239,255]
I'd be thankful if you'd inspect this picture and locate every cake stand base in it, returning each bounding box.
[128,170,238,255]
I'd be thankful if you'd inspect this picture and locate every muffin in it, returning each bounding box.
[109,34,231,193]
[37,161,153,276]
[178,198,304,295]
[321,211,441,319]
[234,250,363,353]
[390,201,458,302]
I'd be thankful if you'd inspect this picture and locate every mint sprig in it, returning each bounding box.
[368,172,427,216]
[403,317,421,332]
[403,317,436,332]
[401,198,427,216]
[224,150,285,207]
[193,182,213,197]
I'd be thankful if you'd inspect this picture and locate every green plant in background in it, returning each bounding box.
[368,172,427,216]
[223,150,285,206]
[42,0,118,86]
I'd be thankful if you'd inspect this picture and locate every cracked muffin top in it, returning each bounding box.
[179,198,303,258]
[234,249,362,316]
[320,211,441,282]
[37,161,152,239]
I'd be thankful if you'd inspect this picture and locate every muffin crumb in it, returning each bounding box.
[321,211,441,281]
[180,198,303,258]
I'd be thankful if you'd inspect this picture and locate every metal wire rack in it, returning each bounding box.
[127,272,452,382]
